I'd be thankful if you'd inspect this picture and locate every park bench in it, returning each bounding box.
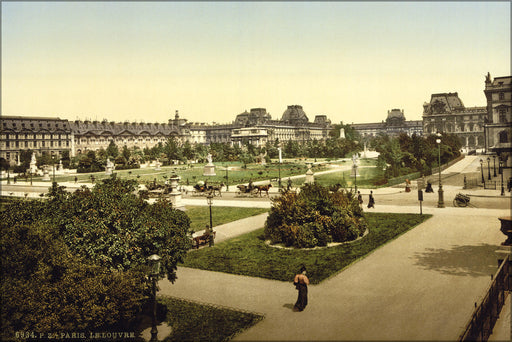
[192,231,216,248]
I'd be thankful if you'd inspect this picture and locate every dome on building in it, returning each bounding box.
[281,105,309,124]
[386,109,406,127]
[234,108,271,127]
[387,109,405,120]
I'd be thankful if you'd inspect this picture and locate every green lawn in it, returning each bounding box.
[183,213,431,284]
[158,296,263,342]
[314,167,386,189]
[28,160,335,186]
[185,206,268,232]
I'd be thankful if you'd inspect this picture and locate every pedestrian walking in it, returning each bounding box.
[293,265,309,312]
[367,190,375,208]
[74,176,78,184]
[357,191,363,208]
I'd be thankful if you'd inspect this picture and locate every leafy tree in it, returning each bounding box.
[106,140,119,159]
[0,157,9,171]
[61,150,71,168]
[164,136,183,162]
[47,177,191,281]
[122,144,131,161]
[182,140,195,160]
[0,198,145,338]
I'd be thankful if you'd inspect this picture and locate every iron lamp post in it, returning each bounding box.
[206,193,214,247]
[148,254,161,342]
[277,147,282,191]
[480,159,484,184]
[487,157,491,181]
[493,155,497,177]
[436,134,444,208]
[500,161,505,196]
[225,166,229,191]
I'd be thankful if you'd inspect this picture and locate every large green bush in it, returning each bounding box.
[264,184,366,248]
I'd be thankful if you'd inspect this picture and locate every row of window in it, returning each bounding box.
[75,137,168,144]
[3,141,70,148]
[3,134,70,140]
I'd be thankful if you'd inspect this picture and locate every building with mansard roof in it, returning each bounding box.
[1,116,72,164]
[350,109,423,137]
[229,106,331,147]
[70,111,187,157]
[422,90,488,151]
[1,106,332,165]
[483,73,511,159]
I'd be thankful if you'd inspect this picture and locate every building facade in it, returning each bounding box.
[350,109,423,137]
[1,116,72,164]
[483,73,512,157]
[422,92,486,150]
[1,106,332,165]
[230,106,331,147]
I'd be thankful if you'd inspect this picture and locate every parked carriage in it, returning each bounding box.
[453,193,471,207]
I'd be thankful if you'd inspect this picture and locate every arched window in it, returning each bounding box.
[499,130,509,143]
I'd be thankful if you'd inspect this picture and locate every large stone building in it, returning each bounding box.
[350,109,423,137]
[230,106,331,147]
[1,116,73,164]
[483,73,511,157]
[422,92,486,150]
[1,105,332,165]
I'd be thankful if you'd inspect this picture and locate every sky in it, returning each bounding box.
[1,1,510,125]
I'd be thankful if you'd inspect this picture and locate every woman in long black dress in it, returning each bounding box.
[293,265,309,312]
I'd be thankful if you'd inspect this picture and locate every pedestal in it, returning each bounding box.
[105,166,113,175]
[168,176,184,210]
[203,163,216,176]
[305,163,314,184]
[42,168,51,181]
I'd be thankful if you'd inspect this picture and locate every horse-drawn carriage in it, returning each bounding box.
[236,183,272,197]
[192,181,224,197]
[453,193,472,207]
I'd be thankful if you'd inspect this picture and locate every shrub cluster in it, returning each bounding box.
[264,184,366,248]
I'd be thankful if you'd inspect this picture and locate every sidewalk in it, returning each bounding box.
[160,205,510,341]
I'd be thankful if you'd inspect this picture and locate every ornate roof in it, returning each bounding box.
[423,93,465,115]
[281,105,309,124]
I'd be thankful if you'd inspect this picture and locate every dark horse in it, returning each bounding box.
[255,184,272,197]
[207,183,225,197]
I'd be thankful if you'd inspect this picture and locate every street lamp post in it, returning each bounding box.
[487,157,491,181]
[500,161,505,196]
[436,134,444,208]
[148,254,161,342]
[225,166,229,191]
[52,158,56,183]
[480,159,484,184]
[278,147,282,191]
[206,193,214,247]
[493,155,497,177]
